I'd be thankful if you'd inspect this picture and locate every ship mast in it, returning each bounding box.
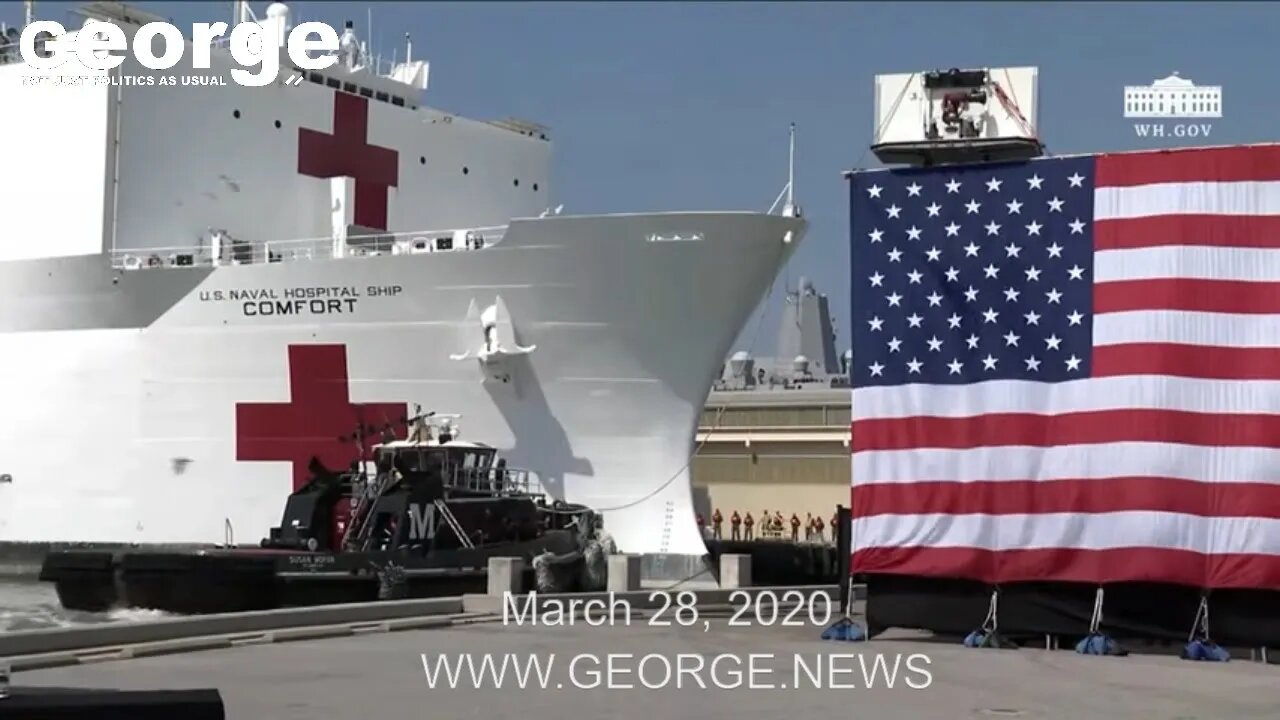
[785,122,795,215]
[768,122,801,219]
[24,1,34,28]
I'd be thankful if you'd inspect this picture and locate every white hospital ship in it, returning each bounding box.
[0,2,805,558]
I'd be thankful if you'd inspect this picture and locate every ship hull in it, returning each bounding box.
[0,212,803,558]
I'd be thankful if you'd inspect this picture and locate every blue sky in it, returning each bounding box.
[6,2,1277,357]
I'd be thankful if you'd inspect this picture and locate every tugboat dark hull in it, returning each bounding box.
[40,409,607,614]
[41,530,580,615]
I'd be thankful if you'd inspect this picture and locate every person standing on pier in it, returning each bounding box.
[789,513,801,542]
[814,514,825,542]
[744,512,755,541]
[730,510,741,540]
[712,508,723,539]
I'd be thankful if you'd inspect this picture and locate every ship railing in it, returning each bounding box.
[450,466,547,498]
[109,225,508,270]
[207,36,406,80]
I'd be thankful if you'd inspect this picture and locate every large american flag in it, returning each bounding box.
[849,144,1280,590]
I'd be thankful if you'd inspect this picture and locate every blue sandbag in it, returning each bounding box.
[963,630,1017,649]
[1075,633,1128,656]
[821,617,866,642]
[1182,639,1229,662]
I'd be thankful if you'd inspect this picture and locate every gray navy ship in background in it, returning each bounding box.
[714,276,851,393]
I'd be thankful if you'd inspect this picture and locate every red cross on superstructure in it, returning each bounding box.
[236,344,407,491]
[297,92,400,230]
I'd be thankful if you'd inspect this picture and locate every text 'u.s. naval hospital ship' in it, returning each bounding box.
[0,1,805,562]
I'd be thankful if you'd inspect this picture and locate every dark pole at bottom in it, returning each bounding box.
[835,504,852,615]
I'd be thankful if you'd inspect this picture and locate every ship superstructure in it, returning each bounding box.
[0,2,805,557]
[715,277,851,392]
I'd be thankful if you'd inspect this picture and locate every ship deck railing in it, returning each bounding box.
[207,36,406,79]
[109,225,509,270]
[448,466,547,498]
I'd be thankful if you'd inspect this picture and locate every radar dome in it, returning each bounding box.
[728,351,751,377]
[793,354,810,374]
[266,3,290,19]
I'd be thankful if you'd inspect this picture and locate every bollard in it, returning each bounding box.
[487,557,524,597]
[607,554,642,592]
[719,553,752,589]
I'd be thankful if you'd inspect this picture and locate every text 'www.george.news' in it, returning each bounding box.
[421,652,934,690]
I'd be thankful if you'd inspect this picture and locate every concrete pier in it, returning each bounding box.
[487,557,524,596]
[13,615,1277,720]
[607,555,642,592]
[719,553,751,588]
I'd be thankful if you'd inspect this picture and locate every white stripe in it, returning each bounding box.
[1094,181,1280,220]
[851,442,1280,485]
[1094,310,1280,348]
[1095,246,1280,283]
[852,511,1280,556]
[853,376,1280,420]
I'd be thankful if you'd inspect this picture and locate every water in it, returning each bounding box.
[0,580,172,633]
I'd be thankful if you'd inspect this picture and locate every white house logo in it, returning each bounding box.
[1123,72,1221,139]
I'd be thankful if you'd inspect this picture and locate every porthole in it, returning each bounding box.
[232,109,241,119]
[462,166,469,175]
[274,120,282,129]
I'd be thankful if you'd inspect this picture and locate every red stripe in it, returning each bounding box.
[1093,343,1280,380]
[1095,145,1280,187]
[1094,278,1280,314]
[1095,214,1280,251]
[851,409,1280,452]
[851,546,1280,589]
[851,478,1280,519]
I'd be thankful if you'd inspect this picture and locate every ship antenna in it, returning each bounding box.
[24,0,34,28]
[786,121,795,214]
[767,122,801,219]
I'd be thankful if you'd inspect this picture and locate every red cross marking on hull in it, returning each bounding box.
[297,92,399,230]
[236,344,407,491]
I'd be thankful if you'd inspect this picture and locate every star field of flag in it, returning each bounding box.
[850,156,1097,386]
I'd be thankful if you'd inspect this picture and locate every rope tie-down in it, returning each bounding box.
[1182,594,1230,662]
[964,588,1017,649]
[1075,587,1128,656]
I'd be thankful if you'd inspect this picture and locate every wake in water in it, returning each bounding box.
[0,580,174,633]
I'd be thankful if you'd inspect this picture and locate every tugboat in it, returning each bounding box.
[40,409,601,614]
